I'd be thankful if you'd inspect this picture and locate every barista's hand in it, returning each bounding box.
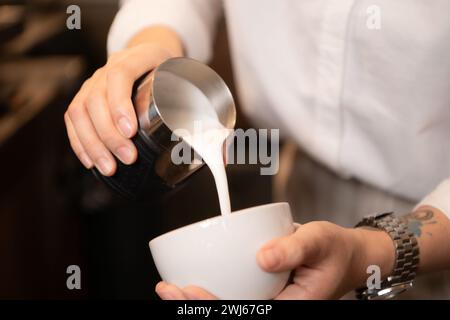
[155,221,395,300]
[64,27,183,176]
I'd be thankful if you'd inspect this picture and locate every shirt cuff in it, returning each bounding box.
[415,179,450,219]
[107,0,219,62]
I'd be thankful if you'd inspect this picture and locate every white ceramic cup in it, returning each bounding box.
[149,202,294,300]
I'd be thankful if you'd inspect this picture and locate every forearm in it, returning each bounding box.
[350,206,450,288]
[402,205,450,273]
[126,26,184,57]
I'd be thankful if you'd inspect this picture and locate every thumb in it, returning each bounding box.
[257,224,321,272]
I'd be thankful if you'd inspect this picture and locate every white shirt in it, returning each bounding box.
[108,0,450,217]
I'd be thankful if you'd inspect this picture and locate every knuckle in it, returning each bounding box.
[111,100,132,116]
[308,221,341,257]
[313,221,337,240]
[67,103,84,120]
[82,139,103,157]
[85,92,103,111]
[291,232,307,253]
[99,132,122,149]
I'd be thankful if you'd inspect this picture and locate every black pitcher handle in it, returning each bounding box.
[91,130,168,201]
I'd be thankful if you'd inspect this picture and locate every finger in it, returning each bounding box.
[155,281,187,300]
[257,224,322,272]
[64,113,93,169]
[275,284,310,300]
[276,266,342,300]
[85,81,137,165]
[275,283,324,300]
[65,77,95,166]
[67,102,116,176]
[106,46,172,139]
[182,285,217,300]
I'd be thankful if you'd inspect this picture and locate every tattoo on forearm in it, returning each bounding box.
[401,209,437,238]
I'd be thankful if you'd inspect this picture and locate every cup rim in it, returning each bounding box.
[149,202,290,246]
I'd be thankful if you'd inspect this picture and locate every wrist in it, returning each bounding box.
[349,227,396,289]
[127,25,184,57]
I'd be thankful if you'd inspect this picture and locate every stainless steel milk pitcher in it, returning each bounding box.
[92,57,236,200]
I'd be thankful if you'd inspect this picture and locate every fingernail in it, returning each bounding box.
[261,248,281,269]
[158,291,174,300]
[79,152,93,168]
[97,157,113,175]
[118,116,133,138]
[116,146,134,164]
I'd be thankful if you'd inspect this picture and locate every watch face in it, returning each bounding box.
[367,282,413,300]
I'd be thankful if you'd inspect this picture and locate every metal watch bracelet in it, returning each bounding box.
[355,212,420,300]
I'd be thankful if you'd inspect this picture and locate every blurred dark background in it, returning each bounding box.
[0,0,271,299]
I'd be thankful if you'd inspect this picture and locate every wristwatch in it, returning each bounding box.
[354,212,420,300]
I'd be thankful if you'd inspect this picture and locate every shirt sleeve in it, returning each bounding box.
[415,179,450,219]
[107,0,223,62]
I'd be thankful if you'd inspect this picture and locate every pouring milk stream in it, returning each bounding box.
[161,71,232,215]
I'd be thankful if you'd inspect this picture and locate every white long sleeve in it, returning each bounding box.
[107,0,222,62]
[106,0,450,204]
[416,180,450,219]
